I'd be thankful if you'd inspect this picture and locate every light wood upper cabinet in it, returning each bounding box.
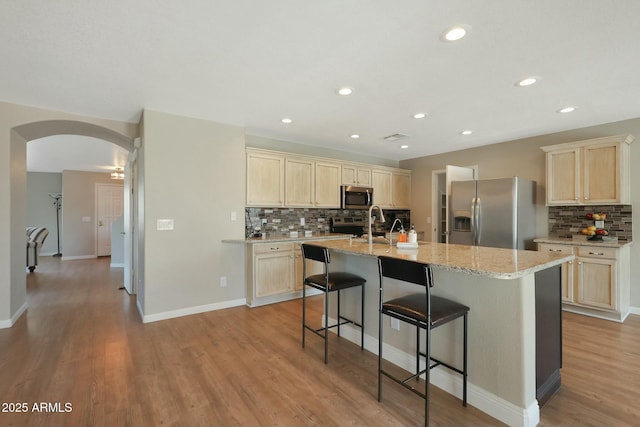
[392,171,411,209]
[246,148,410,209]
[246,151,284,206]
[372,169,392,207]
[285,157,314,207]
[545,148,581,205]
[342,164,372,186]
[583,143,620,204]
[315,161,341,207]
[372,169,412,209]
[542,134,633,205]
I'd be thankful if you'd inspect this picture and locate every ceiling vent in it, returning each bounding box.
[383,133,409,142]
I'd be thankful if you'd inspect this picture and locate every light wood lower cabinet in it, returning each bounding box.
[253,243,294,298]
[537,242,630,321]
[246,240,331,307]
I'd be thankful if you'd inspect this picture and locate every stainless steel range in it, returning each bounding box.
[329,217,365,237]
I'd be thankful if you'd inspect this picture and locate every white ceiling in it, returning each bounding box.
[4,0,640,170]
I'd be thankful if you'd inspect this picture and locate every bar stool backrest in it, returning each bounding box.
[301,243,330,264]
[378,256,434,288]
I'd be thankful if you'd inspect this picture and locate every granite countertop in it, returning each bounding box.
[534,236,633,248]
[314,239,573,280]
[222,232,352,244]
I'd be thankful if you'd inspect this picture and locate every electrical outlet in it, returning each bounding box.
[219,276,227,287]
[391,318,400,331]
[230,211,237,221]
[300,217,305,226]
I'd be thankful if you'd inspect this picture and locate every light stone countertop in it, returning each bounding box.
[311,239,573,280]
[534,236,633,248]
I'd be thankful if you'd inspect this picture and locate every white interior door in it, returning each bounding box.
[96,184,124,256]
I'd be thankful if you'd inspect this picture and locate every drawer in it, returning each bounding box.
[254,242,294,254]
[576,246,618,259]
[538,243,575,255]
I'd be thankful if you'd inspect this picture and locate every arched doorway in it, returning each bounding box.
[6,119,142,326]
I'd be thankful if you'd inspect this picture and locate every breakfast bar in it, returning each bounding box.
[311,238,572,427]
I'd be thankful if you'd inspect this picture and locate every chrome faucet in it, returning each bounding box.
[389,218,403,248]
[368,205,386,244]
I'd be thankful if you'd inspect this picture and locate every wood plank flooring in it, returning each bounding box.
[1,256,639,426]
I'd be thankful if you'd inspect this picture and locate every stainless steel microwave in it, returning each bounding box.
[340,185,373,209]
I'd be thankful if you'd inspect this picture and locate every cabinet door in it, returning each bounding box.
[391,171,411,209]
[285,157,314,207]
[372,169,392,207]
[356,168,372,186]
[247,151,284,206]
[315,161,341,207]
[577,257,616,311]
[538,243,575,302]
[546,148,580,205]
[342,164,372,186]
[254,249,294,297]
[583,143,620,204]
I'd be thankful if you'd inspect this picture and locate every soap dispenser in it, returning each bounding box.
[408,224,417,244]
[399,225,407,242]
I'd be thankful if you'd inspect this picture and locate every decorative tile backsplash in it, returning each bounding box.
[245,207,410,238]
[548,205,632,241]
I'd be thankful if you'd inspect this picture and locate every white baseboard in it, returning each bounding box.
[141,298,247,323]
[110,262,124,268]
[61,255,97,261]
[328,319,539,427]
[0,302,28,329]
[628,306,640,316]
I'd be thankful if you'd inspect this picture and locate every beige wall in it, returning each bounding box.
[401,117,640,308]
[0,101,137,325]
[140,110,246,318]
[61,170,120,258]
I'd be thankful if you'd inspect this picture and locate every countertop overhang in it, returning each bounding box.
[313,239,573,280]
[534,236,633,248]
[222,233,351,244]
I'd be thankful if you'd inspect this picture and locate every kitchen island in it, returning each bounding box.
[310,238,572,427]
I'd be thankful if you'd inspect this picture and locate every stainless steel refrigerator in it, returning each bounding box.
[449,177,536,250]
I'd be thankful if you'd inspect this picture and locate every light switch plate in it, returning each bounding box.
[157,219,174,231]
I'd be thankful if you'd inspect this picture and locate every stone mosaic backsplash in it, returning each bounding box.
[548,205,632,241]
[245,207,411,238]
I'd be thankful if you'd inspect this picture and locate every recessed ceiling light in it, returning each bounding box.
[413,113,426,119]
[281,118,292,124]
[400,145,409,149]
[336,87,353,96]
[557,106,577,113]
[516,77,538,87]
[350,134,360,139]
[441,25,469,42]
[461,130,473,135]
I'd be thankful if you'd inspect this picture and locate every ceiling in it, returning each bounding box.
[4,0,640,171]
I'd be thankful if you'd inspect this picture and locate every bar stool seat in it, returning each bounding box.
[378,255,469,427]
[301,243,366,364]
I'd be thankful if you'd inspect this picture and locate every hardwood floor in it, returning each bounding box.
[1,256,638,427]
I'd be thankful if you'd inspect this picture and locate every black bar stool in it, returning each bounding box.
[301,243,366,364]
[377,255,469,427]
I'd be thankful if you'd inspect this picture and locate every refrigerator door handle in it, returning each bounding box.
[470,198,477,245]
[475,197,482,246]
